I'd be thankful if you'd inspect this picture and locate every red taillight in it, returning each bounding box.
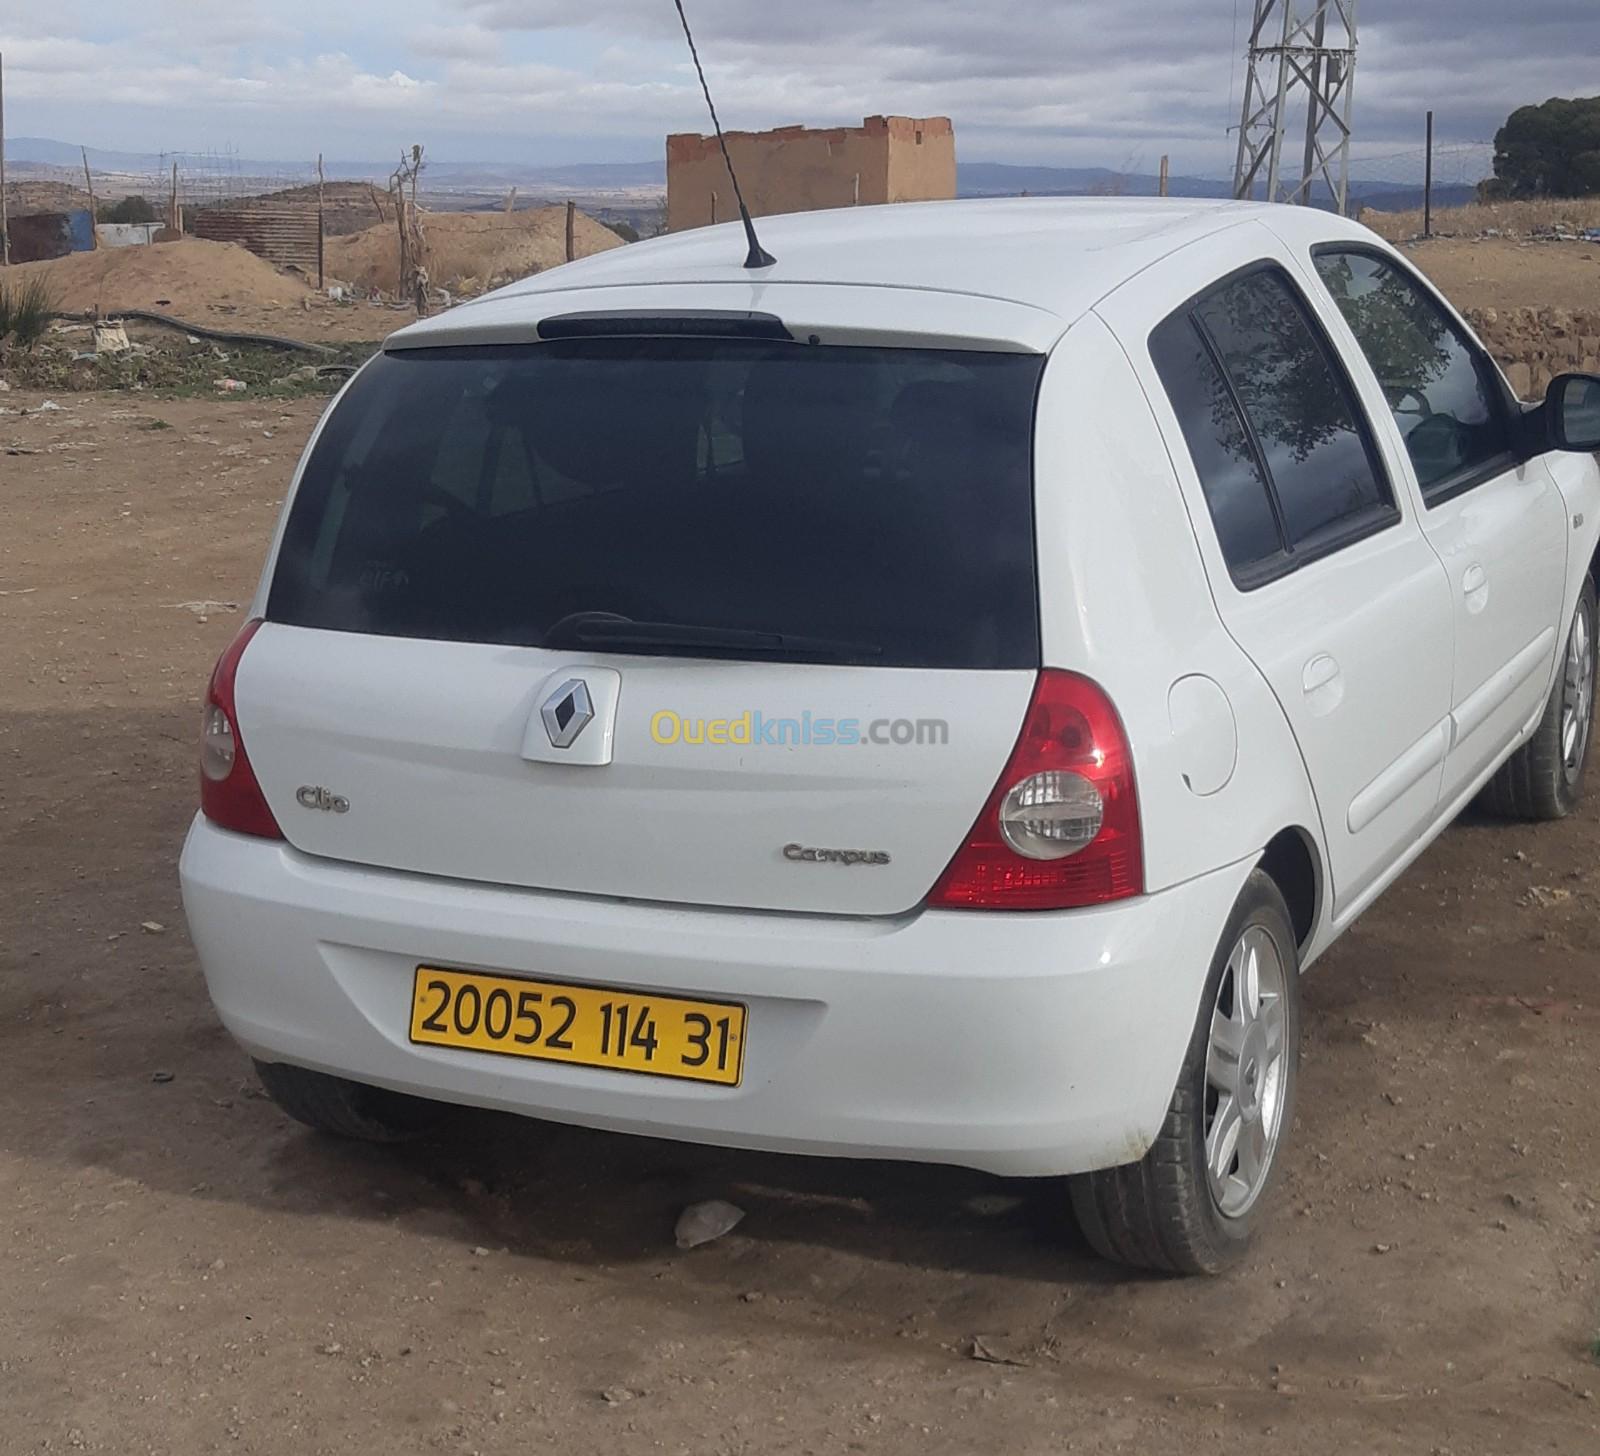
[199,618,283,840]
[928,670,1142,910]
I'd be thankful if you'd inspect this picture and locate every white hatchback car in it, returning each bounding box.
[180,199,1600,1273]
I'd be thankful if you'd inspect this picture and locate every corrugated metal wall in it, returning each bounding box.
[190,206,322,277]
[8,211,75,263]
[65,210,96,252]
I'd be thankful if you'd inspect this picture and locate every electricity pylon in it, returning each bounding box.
[1232,0,1359,213]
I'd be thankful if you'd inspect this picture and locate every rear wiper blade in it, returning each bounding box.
[542,612,881,659]
[541,610,634,646]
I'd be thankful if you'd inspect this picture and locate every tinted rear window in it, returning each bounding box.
[1149,312,1283,576]
[268,340,1043,669]
[1192,270,1391,549]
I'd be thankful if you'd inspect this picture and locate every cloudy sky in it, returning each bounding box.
[1,0,1596,177]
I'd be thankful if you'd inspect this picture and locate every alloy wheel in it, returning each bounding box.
[1203,924,1290,1219]
[1561,601,1594,785]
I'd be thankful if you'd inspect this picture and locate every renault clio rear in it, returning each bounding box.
[181,198,1600,1273]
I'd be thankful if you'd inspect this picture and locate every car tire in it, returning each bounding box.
[1069,869,1301,1275]
[1479,575,1597,822]
[253,1060,442,1142]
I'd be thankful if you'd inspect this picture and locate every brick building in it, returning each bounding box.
[665,115,955,233]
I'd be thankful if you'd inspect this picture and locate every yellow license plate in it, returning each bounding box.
[408,967,746,1087]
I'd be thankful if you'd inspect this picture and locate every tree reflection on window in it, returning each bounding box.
[1314,250,1510,496]
[1193,270,1390,544]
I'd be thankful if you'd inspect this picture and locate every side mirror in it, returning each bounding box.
[1547,373,1600,453]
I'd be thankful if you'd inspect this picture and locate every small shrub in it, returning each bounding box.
[98,194,160,224]
[0,275,59,351]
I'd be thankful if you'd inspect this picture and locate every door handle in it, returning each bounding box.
[1302,653,1344,715]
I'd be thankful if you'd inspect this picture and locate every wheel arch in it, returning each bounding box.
[1257,825,1322,958]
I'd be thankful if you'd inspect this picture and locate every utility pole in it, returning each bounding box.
[1,51,9,265]
[1233,0,1359,214]
[81,147,99,246]
[316,153,325,290]
[1158,155,1170,197]
[1423,110,1434,238]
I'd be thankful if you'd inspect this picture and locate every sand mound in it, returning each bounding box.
[5,237,315,318]
[326,205,625,296]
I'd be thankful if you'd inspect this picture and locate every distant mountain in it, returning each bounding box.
[6,136,1477,212]
[422,161,667,189]
[956,161,1478,213]
[8,136,178,171]
[957,161,1232,198]
[1343,183,1479,212]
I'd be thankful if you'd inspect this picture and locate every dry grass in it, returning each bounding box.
[325,205,624,296]
[0,273,58,349]
[1363,196,1600,242]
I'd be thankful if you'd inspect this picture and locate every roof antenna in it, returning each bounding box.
[671,0,776,269]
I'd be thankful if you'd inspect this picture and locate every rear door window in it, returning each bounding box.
[1193,270,1393,550]
[1152,265,1396,586]
[1150,312,1284,578]
[269,340,1044,669]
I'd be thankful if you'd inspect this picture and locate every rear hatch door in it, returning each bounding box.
[241,329,1043,915]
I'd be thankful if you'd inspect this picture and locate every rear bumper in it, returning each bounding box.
[178,817,1252,1177]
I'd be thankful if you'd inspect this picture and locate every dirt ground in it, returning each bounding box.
[2,388,1599,1456]
[7,212,1594,365]
[1402,235,1600,314]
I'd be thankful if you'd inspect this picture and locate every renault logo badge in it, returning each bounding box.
[540,678,595,749]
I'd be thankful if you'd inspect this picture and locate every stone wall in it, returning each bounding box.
[1465,307,1600,399]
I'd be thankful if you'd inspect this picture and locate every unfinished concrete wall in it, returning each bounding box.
[96,222,163,248]
[666,115,955,233]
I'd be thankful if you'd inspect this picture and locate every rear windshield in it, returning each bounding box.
[267,339,1043,668]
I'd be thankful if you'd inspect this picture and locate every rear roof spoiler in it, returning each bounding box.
[535,309,793,342]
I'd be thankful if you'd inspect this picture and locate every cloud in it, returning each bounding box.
[450,0,1600,159]
[407,21,503,61]
[2,0,1596,170]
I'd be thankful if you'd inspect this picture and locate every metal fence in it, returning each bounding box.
[190,205,322,282]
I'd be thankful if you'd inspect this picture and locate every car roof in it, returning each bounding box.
[388,197,1378,354]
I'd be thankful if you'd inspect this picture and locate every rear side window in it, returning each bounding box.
[1313,248,1514,501]
[1152,266,1395,585]
[1149,314,1282,576]
[269,340,1044,669]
